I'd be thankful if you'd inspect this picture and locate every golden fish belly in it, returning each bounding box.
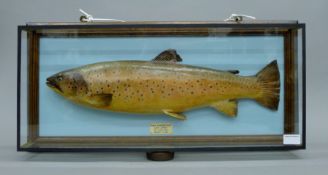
[76,61,261,114]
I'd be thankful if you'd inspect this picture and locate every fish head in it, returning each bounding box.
[46,71,88,97]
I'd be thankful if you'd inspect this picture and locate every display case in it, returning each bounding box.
[17,21,306,157]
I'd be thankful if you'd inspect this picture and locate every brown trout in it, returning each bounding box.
[46,49,280,120]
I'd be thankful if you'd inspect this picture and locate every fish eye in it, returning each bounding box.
[57,76,63,81]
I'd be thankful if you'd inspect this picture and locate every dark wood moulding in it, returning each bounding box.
[27,31,40,143]
[23,135,283,148]
[36,28,289,37]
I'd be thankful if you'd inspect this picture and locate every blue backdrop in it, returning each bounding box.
[39,36,284,136]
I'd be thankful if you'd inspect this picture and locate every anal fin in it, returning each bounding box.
[211,100,238,117]
[162,110,186,120]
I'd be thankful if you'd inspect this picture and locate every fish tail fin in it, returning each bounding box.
[255,60,280,110]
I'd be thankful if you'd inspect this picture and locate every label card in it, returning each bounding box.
[150,123,173,135]
[283,134,301,145]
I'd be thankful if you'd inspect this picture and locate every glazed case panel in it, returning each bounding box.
[17,22,305,151]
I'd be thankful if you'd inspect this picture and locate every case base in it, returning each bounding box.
[146,151,175,161]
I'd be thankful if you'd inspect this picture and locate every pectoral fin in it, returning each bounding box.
[211,100,238,117]
[152,49,182,63]
[162,110,186,120]
[88,93,113,107]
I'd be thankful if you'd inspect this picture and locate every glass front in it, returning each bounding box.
[18,24,305,149]
[19,30,28,147]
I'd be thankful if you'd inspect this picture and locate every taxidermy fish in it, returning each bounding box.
[46,49,280,120]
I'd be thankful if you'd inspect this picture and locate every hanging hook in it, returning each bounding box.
[224,14,256,22]
[79,9,125,22]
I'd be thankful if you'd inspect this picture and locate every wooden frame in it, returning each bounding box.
[17,22,306,151]
[27,31,40,143]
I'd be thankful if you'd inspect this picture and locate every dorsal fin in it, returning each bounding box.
[152,49,182,63]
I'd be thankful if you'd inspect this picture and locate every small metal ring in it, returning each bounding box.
[80,15,88,22]
[234,16,243,22]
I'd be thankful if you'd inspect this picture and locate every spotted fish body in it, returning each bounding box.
[46,49,280,120]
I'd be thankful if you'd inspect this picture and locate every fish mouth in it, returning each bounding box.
[46,77,62,92]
